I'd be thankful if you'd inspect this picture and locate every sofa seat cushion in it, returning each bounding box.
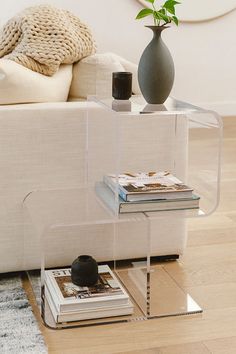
[69,53,124,99]
[69,53,141,100]
[0,59,72,105]
[107,53,141,95]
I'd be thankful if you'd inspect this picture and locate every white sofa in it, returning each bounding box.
[0,100,188,273]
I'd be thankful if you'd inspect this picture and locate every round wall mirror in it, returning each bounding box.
[136,0,236,22]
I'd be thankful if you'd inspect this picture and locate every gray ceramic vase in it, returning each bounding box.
[138,26,175,104]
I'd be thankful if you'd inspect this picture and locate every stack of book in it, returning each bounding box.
[96,171,200,213]
[45,265,133,323]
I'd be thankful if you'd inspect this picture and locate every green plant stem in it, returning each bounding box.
[151,3,157,26]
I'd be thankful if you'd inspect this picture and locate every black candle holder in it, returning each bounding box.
[112,72,132,100]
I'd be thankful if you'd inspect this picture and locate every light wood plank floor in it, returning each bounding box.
[25,117,236,354]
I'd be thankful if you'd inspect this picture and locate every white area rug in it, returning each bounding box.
[0,274,47,354]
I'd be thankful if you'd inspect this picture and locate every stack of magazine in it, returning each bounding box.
[45,265,134,323]
[96,171,200,213]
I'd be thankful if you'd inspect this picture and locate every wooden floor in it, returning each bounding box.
[25,117,236,354]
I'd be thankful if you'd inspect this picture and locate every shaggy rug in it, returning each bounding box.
[0,273,47,354]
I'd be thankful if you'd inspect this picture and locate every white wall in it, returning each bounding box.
[1,0,235,115]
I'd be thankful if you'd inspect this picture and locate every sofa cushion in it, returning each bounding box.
[0,59,72,104]
[69,53,125,99]
[108,53,141,95]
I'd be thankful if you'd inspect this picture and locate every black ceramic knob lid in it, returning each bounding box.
[112,72,132,100]
[71,255,99,287]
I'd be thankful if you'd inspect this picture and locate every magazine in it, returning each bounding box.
[103,171,193,202]
[96,182,200,214]
[45,265,130,313]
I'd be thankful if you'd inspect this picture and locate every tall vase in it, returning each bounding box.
[138,26,175,104]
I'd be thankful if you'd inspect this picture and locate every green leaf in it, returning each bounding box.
[159,8,167,15]
[144,0,155,4]
[172,15,179,25]
[164,0,181,6]
[166,6,176,15]
[163,0,180,7]
[136,8,154,19]
[163,0,181,15]
[153,12,162,20]
[154,11,169,23]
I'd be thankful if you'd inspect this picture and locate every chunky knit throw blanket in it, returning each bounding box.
[0,5,96,76]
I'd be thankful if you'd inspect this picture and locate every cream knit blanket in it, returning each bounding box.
[0,5,96,76]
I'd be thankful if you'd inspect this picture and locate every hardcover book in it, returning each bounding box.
[103,171,193,202]
[45,285,133,323]
[96,182,200,214]
[45,265,131,313]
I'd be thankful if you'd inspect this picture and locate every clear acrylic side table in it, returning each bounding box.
[23,96,222,328]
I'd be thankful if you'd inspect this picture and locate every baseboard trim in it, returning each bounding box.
[197,101,236,117]
[100,255,180,267]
